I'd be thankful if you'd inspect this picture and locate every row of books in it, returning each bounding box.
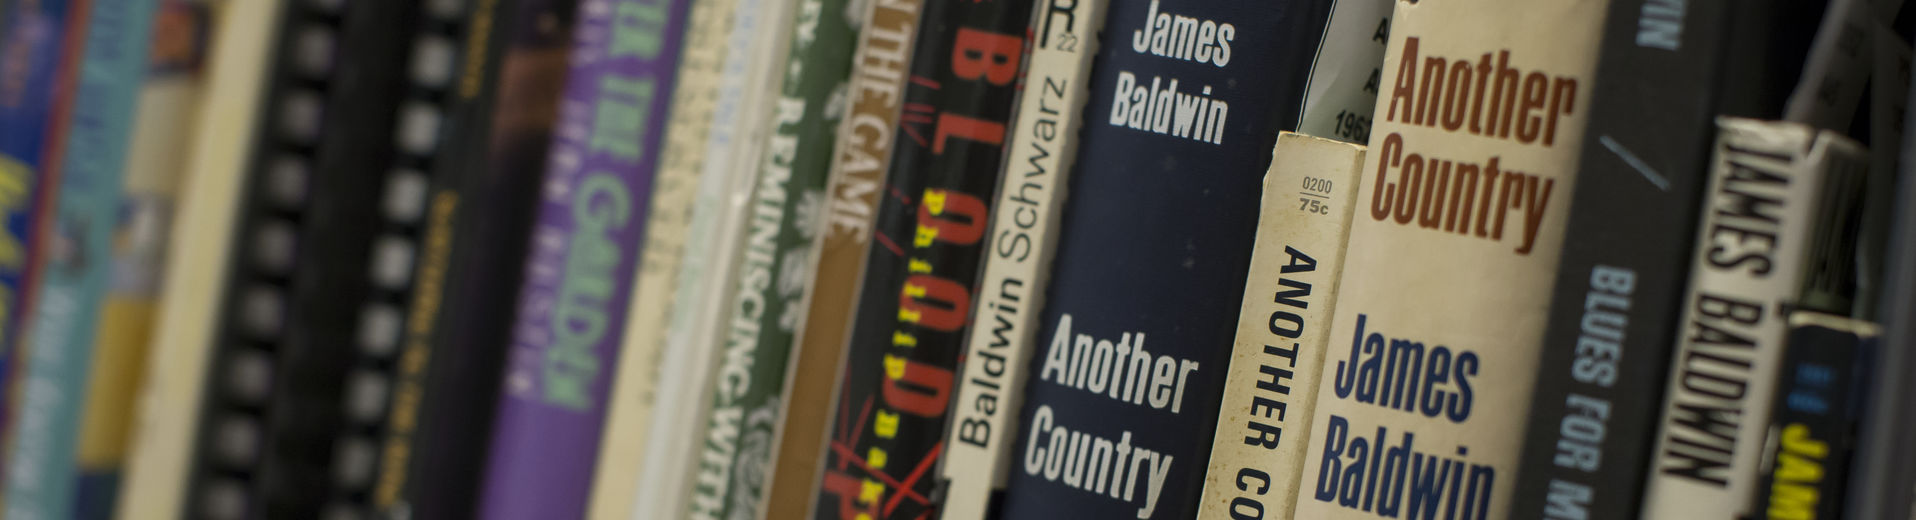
[3,0,1916,518]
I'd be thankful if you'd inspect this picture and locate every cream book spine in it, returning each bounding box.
[584,0,737,515]
[1197,133,1364,520]
[114,1,281,518]
[1291,0,1607,517]
[628,0,798,514]
[1639,119,1867,519]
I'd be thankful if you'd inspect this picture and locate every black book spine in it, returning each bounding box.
[370,0,514,516]
[183,1,420,518]
[807,0,1033,515]
[1508,0,1830,517]
[995,0,1329,517]
[391,0,577,518]
[1753,312,1876,520]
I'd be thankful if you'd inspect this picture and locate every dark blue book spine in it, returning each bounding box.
[997,0,1329,518]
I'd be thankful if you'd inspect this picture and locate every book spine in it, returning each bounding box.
[757,0,924,514]
[1195,133,1364,520]
[0,0,81,483]
[1294,0,1393,143]
[630,0,793,513]
[1292,0,1607,518]
[372,0,513,514]
[112,2,282,517]
[5,1,160,518]
[584,0,734,515]
[1639,119,1867,519]
[681,0,858,516]
[1509,0,1738,517]
[806,0,1031,514]
[475,0,689,517]
[73,4,212,518]
[996,0,1332,517]
[1754,312,1877,520]
[391,1,577,517]
[934,0,1105,516]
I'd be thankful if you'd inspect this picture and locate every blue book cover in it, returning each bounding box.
[997,0,1330,518]
[4,0,160,518]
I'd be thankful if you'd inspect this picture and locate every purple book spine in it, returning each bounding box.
[477,0,690,517]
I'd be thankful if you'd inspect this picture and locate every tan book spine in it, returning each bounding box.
[1197,133,1364,520]
[760,0,924,515]
[1639,119,1866,519]
[114,1,282,518]
[1292,0,1606,517]
[585,0,737,516]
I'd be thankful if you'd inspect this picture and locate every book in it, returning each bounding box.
[1294,0,1394,143]
[584,0,736,514]
[995,0,1334,517]
[1639,119,1868,519]
[4,0,162,518]
[369,0,517,516]
[475,0,691,517]
[178,0,429,516]
[0,0,85,482]
[112,1,282,517]
[381,0,578,517]
[1291,0,1608,518]
[1509,0,1757,516]
[72,3,212,518]
[1195,134,1366,520]
[934,0,1107,516]
[1754,312,1878,520]
[629,0,797,514]
[756,0,925,515]
[805,0,1034,514]
[681,0,858,516]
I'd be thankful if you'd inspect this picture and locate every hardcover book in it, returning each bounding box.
[6,1,161,518]
[757,0,925,514]
[1196,133,1365,520]
[1291,0,1607,518]
[996,0,1333,517]
[380,0,579,517]
[682,0,858,516]
[371,0,517,515]
[112,2,282,516]
[935,0,1107,516]
[1843,73,1916,520]
[585,0,736,514]
[805,0,1032,514]
[477,0,691,517]
[1639,119,1868,519]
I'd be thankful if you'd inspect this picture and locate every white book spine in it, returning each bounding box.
[1640,118,1867,519]
[629,0,800,515]
[933,0,1106,517]
[1196,133,1364,520]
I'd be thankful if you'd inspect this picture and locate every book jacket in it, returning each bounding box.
[478,0,689,517]
[807,0,1031,514]
[996,0,1331,518]
[935,0,1106,516]
[684,0,857,515]
[1292,0,1606,518]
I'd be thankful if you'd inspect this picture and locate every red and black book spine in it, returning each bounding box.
[809,0,1033,516]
